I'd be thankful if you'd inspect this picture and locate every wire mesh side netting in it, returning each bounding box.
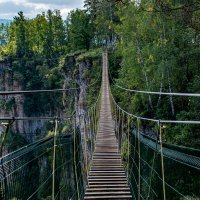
[0,119,84,200]
[111,101,200,200]
[127,127,200,200]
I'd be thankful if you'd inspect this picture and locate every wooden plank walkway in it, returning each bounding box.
[84,52,132,199]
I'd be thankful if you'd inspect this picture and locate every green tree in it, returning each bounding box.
[67,9,93,50]
[14,11,31,57]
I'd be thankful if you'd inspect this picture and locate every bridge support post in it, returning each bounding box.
[83,115,89,183]
[159,121,166,200]
[52,118,58,200]
[137,117,141,200]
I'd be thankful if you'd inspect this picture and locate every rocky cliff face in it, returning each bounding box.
[0,61,45,142]
[61,54,98,123]
[61,55,91,135]
[61,52,101,168]
[0,51,101,144]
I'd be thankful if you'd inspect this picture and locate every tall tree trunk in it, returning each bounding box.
[136,39,153,109]
[167,67,175,116]
[157,71,164,107]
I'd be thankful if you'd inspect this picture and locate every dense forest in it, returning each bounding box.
[1,0,199,147]
[0,0,199,199]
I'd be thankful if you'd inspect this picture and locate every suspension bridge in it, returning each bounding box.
[0,51,199,200]
[84,52,132,199]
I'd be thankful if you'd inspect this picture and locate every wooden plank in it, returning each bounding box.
[84,195,132,199]
[84,52,132,199]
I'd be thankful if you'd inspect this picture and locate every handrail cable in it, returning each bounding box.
[0,88,79,95]
[0,86,102,121]
[0,65,101,95]
[110,86,200,124]
[108,65,200,97]
[115,83,200,97]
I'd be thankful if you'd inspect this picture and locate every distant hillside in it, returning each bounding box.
[0,19,12,25]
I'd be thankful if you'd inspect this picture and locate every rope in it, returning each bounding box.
[129,181,137,200]
[132,129,200,170]
[94,106,97,135]
[88,111,92,159]
[52,118,58,200]
[137,117,141,200]
[2,147,53,179]
[0,68,102,199]
[27,172,53,200]
[119,111,125,168]
[115,105,118,135]
[0,115,75,121]
[147,132,159,199]
[110,88,200,124]
[118,107,121,148]
[0,136,53,164]
[127,116,130,180]
[73,117,80,200]
[0,88,79,95]
[128,161,158,197]
[121,111,124,152]
[130,147,189,199]
[0,119,15,157]
[27,158,73,200]
[159,122,167,200]
[56,124,68,200]
[0,66,101,96]
[4,55,62,61]
[83,115,88,180]
[91,109,95,153]
[115,83,200,97]
[0,120,14,199]
[108,66,200,97]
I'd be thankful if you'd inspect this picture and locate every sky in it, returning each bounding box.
[0,0,84,19]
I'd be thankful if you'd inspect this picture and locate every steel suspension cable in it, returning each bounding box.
[108,65,200,97]
[114,84,200,97]
[110,86,200,124]
[0,66,102,96]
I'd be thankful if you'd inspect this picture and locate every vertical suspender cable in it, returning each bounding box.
[137,117,141,200]
[73,118,80,200]
[114,104,117,132]
[121,111,124,155]
[0,119,15,199]
[83,115,88,180]
[92,109,94,140]
[116,106,118,136]
[159,121,166,200]
[118,108,121,146]
[94,104,98,135]
[92,108,96,149]
[52,118,58,200]
[88,111,92,157]
[147,130,158,199]
[127,116,130,181]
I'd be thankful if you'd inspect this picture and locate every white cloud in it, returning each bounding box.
[0,0,84,19]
